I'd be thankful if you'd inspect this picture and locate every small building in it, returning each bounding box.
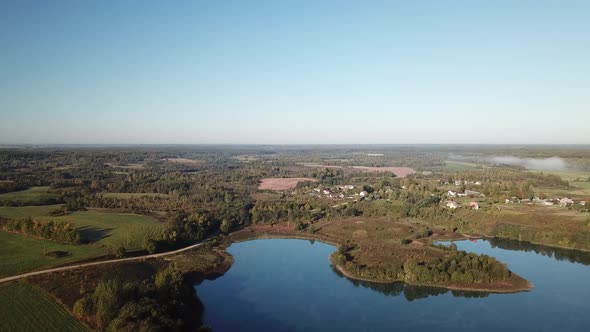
[542,201,554,206]
[580,201,587,206]
[446,201,459,209]
[560,197,574,207]
[359,191,368,197]
[448,190,457,197]
[475,181,482,186]
[469,201,479,210]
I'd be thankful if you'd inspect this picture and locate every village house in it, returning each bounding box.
[559,197,574,207]
[464,190,481,197]
[447,190,457,197]
[446,201,459,209]
[470,201,479,210]
[359,191,368,198]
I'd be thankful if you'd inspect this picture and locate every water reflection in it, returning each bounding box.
[487,237,590,266]
[331,265,490,300]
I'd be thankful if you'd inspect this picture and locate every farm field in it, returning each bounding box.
[0,186,59,205]
[259,178,318,191]
[0,204,63,219]
[0,282,87,332]
[0,230,106,277]
[35,210,163,250]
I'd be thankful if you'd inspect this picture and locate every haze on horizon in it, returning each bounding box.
[1,1,589,145]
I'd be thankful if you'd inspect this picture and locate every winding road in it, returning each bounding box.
[0,240,210,284]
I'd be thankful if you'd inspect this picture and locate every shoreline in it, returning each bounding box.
[329,255,533,294]
[228,227,533,294]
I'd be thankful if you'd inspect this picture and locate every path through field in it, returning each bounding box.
[0,240,209,284]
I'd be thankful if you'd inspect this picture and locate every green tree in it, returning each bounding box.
[93,278,125,329]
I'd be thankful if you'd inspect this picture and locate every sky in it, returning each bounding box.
[1,0,589,144]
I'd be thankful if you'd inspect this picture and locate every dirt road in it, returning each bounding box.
[0,240,209,284]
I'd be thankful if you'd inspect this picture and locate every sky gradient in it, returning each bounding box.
[1,0,589,144]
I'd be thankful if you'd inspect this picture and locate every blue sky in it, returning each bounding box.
[1,0,589,144]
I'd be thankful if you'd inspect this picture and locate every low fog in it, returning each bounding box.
[488,156,568,171]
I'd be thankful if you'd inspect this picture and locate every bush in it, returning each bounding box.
[115,247,126,258]
[143,239,158,254]
[73,296,94,318]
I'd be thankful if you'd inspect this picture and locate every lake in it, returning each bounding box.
[195,238,590,331]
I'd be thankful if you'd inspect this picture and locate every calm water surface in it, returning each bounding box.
[195,238,590,331]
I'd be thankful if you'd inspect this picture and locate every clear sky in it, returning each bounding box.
[1,0,589,144]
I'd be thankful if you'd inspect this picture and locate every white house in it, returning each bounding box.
[560,197,574,207]
[447,190,457,197]
[446,201,459,209]
[360,191,368,197]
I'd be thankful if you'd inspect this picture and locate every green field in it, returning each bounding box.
[531,169,590,182]
[0,204,63,219]
[0,186,59,204]
[443,160,483,171]
[102,192,171,199]
[0,282,87,332]
[0,230,106,277]
[35,210,163,250]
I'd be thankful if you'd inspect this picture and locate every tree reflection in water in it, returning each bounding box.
[331,265,490,300]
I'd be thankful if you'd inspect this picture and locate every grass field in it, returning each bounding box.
[0,282,87,332]
[443,160,483,171]
[0,187,59,204]
[531,169,590,182]
[33,210,163,251]
[101,192,171,199]
[0,230,106,277]
[0,204,63,219]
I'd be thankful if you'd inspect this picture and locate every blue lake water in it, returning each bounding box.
[195,238,590,331]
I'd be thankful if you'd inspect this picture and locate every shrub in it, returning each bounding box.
[73,296,94,318]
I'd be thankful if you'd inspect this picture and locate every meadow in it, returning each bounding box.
[0,204,63,219]
[0,186,59,205]
[0,230,106,277]
[34,210,163,251]
[0,282,87,332]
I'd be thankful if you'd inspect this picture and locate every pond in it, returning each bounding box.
[195,238,590,331]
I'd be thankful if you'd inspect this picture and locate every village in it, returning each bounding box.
[289,177,588,214]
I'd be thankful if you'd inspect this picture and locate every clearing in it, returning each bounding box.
[34,209,163,250]
[259,178,318,191]
[0,230,106,277]
[350,166,416,177]
[0,204,63,219]
[0,282,87,332]
[0,187,59,205]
